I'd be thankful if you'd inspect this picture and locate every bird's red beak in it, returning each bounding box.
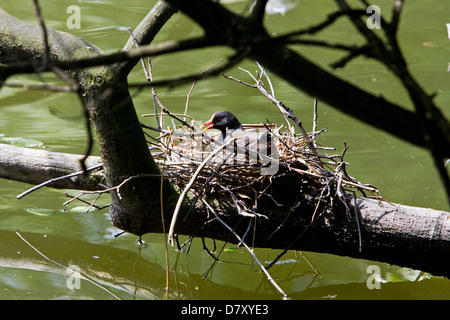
[201,116,214,132]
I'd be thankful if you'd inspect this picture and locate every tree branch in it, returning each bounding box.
[0,33,212,84]
[0,144,103,191]
[31,0,50,64]
[249,0,269,27]
[0,5,182,236]
[1,144,449,277]
[120,0,178,75]
[163,0,450,158]
[334,0,450,202]
[163,0,450,204]
[127,46,251,89]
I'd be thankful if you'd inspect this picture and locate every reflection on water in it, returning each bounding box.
[0,0,449,299]
[1,230,445,300]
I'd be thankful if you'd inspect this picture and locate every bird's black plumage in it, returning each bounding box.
[202,111,244,141]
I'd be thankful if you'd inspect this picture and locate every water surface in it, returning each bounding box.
[0,0,449,300]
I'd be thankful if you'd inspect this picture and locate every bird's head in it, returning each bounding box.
[201,111,243,133]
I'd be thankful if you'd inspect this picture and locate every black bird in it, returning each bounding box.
[201,111,244,142]
[201,111,274,160]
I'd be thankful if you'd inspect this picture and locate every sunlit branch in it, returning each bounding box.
[0,36,213,82]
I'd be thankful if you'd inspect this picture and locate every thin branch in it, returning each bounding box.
[120,0,178,75]
[249,0,269,27]
[265,195,330,270]
[17,163,103,200]
[313,97,319,149]
[64,192,110,211]
[168,138,237,246]
[0,82,74,92]
[128,28,152,81]
[224,66,321,159]
[334,0,391,63]
[51,66,93,173]
[274,9,367,41]
[128,27,161,129]
[32,0,50,64]
[148,57,162,128]
[201,198,289,300]
[16,231,120,299]
[160,131,171,298]
[127,46,251,90]
[286,38,364,53]
[330,45,373,69]
[389,0,403,36]
[185,59,225,116]
[0,36,212,82]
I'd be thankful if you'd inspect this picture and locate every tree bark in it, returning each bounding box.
[0,144,102,191]
[1,145,449,278]
[0,4,179,236]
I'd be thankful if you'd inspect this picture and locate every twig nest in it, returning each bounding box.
[143,116,381,220]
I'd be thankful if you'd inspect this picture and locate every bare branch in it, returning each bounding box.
[17,164,103,200]
[0,35,212,82]
[120,0,178,75]
[249,0,269,27]
[202,197,289,300]
[275,8,367,40]
[127,46,251,89]
[32,0,50,64]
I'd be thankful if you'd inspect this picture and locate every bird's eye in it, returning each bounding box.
[215,116,221,121]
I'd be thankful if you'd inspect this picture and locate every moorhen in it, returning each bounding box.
[201,111,273,157]
[201,111,244,142]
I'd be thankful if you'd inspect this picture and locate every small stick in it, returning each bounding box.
[64,192,110,210]
[167,138,236,246]
[185,59,225,116]
[17,163,103,200]
[313,97,319,148]
[16,231,121,299]
[128,27,160,129]
[201,198,289,300]
[32,0,50,64]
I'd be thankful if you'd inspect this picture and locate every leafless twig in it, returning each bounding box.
[201,198,289,300]
[17,163,103,200]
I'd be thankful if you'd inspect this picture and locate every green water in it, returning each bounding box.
[0,0,449,300]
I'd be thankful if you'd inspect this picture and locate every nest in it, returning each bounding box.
[142,110,381,224]
[137,64,382,250]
